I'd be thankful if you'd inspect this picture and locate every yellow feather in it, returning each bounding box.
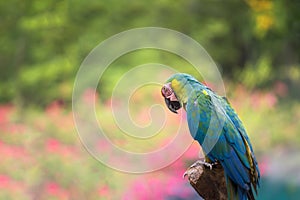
[241,135,258,192]
[202,89,208,96]
[171,79,180,89]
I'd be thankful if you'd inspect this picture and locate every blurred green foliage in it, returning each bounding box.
[0,0,299,106]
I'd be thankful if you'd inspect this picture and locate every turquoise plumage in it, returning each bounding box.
[161,73,260,200]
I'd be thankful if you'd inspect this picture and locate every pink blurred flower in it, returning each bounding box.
[97,139,110,152]
[98,185,110,197]
[46,100,64,116]
[123,178,161,200]
[0,104,14,125]
[250,92,261,109]
[258,157,269,177]
[82,89,98,105]
[264,92,277,109]
[46,138,61,153]
[274,81,288,97]
[0,174,10,188]
[46,182,60,195]
[45,138,78,159]
[45,181,69,199]
[123,153,197,199]
[250,90,277,110]
[0,174,28,196]
[0,140,29,160]
[123,171,192,200]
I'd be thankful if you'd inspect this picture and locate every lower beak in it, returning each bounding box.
[165,98,181,114]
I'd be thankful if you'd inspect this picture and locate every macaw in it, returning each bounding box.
[161,73,260,200]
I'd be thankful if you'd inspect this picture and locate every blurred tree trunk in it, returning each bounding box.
[185,163,227,200]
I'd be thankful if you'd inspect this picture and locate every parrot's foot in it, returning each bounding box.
[183,159,218,178]
[190,159,216,170]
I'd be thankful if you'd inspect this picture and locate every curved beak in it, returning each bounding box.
[161,83,182,114]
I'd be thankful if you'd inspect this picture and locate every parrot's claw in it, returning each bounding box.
[191,159,216,170]
[191,160,213,170]
[183,159,218,178]
[183,171,188,179]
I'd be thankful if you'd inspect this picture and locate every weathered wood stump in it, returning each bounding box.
[184,162,227,200]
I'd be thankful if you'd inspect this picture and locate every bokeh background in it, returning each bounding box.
[1,0,300,199]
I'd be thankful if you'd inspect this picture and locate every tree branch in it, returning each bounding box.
[185,162,227,200]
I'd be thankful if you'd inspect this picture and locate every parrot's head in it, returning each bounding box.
[161,73,197,114]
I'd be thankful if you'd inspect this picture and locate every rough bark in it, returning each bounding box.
[184,162,227,200]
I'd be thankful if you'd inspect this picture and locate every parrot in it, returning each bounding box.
[161,73,260,200]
